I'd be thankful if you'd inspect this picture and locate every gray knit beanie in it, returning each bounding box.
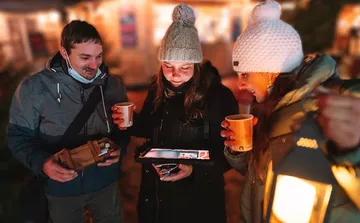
[158,3,203,63]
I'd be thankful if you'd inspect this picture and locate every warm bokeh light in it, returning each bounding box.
[332,165,360,210]
[38,14,47,24]
[337,5,360,36]
[48,11,60,23]
[273,176,316,223]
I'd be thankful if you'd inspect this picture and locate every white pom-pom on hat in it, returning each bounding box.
[249,0,281,25]
[172,3,196,25]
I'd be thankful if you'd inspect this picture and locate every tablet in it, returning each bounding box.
[136,147,214,165]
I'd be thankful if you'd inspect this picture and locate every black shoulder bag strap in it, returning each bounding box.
[62,85,103,144]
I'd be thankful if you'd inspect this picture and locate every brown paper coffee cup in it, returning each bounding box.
[225,114,253,152]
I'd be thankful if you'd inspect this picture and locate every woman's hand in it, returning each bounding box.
[317,94,360,151]
[153,164,193,182]
[220,117,258,150]
[220,121,236,148]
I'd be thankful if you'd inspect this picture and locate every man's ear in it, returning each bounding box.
[60,47,68,60]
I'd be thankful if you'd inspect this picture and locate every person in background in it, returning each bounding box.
[112,4,238,223]
[221,1,360,223]
[7,20,129,223]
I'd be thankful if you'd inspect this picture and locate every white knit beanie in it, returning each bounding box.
[158,3,203,63]
[232,0,303,73]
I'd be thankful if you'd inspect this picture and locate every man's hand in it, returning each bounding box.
[317,93,360,151]
[43,152,77,183]
[97,138,121,167]
[111,105,136,130]
[97,149,120,167]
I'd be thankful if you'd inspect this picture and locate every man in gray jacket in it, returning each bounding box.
[7,20,129,222]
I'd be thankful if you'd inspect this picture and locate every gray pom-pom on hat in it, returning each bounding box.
[158,3,203,63]
[172,3,196,25]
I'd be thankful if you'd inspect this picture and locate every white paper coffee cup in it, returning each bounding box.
[115,102,134,127]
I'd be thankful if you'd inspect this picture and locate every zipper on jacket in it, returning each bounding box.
[80,170,84,195]
[80,89,86,195]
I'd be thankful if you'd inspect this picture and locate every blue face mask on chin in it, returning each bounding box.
[65,54,102,84]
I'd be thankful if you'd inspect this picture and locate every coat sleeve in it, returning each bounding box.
[207,85,239,174]
[325,141,360,166]
[224,148,250,175]
[7,78,51,176]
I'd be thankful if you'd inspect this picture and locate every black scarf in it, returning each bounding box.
[163,76,193,98]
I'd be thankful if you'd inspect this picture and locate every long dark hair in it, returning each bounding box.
[153,61,214,121]
[252,74,297,159]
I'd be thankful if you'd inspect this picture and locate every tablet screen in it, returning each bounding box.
[143,148,210,160]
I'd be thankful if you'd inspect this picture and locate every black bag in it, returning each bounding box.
[16,85,103,223]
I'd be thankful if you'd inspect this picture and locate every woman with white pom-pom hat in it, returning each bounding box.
[221,0,360,223]
[112,3,238,223]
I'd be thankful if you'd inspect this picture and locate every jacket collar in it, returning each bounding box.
[274,54,338,112]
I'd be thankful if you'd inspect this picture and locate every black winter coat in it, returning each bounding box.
[133,64,238,223]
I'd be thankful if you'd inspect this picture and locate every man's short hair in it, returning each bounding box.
[61,20,102,55]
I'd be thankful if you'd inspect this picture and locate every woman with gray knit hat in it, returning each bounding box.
[221,1,360,223]
[112,3,238,223]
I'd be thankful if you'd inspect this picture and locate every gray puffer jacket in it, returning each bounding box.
[225,54,360,223]
[7,52,130,197]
